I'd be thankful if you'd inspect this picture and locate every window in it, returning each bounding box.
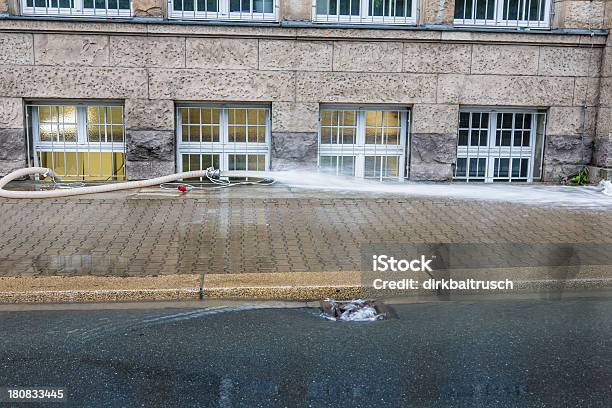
[318,106,408,181]
[170,0,276,20]
[27,103,126,181]
[454,109,546,182]
[176,104,270,176]
[454,0,551,28]
[22,0,131,17]
[313,0,416,24]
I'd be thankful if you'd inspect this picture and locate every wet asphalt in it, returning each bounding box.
[0,296,611,407]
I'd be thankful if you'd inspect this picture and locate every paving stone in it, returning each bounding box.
[0,192,610,277]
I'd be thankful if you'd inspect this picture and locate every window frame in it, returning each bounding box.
[318,105,409,182]
[454,107,547,183]
[168,0,278,21]
[453,0,551,28]
[312,0,417,24]
[175,103,271,173]
[22,0,133,17]
[27,100,127,181]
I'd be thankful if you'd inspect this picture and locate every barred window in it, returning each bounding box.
[454,0,551,28]
[313,0,416,24]
[23,0,131,17]
[318,106,409,181]
[27,102,126,181]
[170,0,276,20]
[454,109,546,182]
[176,104,270,175]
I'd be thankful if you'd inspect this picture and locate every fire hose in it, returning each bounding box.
[0,167,274,199]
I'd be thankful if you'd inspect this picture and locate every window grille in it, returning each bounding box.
[454,0,551,28]
[313,0,416,24]
[169,0,277,20]
[22,0,132,17]
[318,106,409,181]
[176,104,271,178]
[27,103,126,181]
[454,109,547,182]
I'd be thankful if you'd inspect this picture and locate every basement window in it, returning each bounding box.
[318,106,409,181]
[27,102,126,181]
[454,109,546,182]
[170,0,277,20]
[454,0,551,28]
[176,104,270,174]
[22,0,132,17]
[313,0,416,24]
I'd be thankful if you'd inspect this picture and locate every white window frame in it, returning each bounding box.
[453,0,551,28]
[176,104,271,173]
[318,105,409,182]
[27,101,127,180]
[312,0,416,24]
[454,108,547,183]
[22,0,132,17]
[168,0,277,21]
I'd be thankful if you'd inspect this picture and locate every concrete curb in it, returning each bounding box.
[1,269,612,303]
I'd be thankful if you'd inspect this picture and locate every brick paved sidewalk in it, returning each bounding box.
[1,187,611,278]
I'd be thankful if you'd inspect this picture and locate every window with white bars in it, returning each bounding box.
[27,103,126,181]
[318,106,409,181]
[454,109,547,182]
[22,0,132,17]
[454,0,551,28]
[313,0,415,24]
[176,105,270,177]
[169,0,276,20]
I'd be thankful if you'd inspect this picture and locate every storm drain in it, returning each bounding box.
[320,299,395,322]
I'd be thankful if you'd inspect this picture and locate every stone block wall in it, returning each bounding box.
[593,5,612,168]
[0,18,607,181]
[0,98,25,176]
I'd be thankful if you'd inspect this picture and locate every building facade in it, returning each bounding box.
[0,0,610,182]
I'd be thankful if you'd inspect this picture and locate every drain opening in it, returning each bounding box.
[320,299,395,322]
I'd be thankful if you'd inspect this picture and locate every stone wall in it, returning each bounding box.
[593,4,612,168]
[0,98,25,176]
[0,19,607,181]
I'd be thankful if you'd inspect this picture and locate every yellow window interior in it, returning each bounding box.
[38,151,126,181]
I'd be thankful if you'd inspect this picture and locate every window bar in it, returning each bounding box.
[526,0,531,23]
[468,112,473,181]
[59,106,67,179]
[515,0,520,27]
[511,112,517,181]
[74,107,81,180]
[504,0,509,26]
[476,113,483,180]
[108,107,113,179]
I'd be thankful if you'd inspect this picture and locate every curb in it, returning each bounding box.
[1,269,612,303]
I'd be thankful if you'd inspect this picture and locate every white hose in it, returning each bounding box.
[0,167,251,199]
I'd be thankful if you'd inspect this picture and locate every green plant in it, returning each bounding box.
[569,167,589,186]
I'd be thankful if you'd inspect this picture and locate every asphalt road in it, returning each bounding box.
[0,296,611,407]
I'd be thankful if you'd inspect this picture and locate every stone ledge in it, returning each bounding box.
[0,18,606,46]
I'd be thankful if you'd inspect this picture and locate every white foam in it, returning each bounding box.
[267,170,612,209]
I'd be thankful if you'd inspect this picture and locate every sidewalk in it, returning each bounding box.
[1,184,611,302]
